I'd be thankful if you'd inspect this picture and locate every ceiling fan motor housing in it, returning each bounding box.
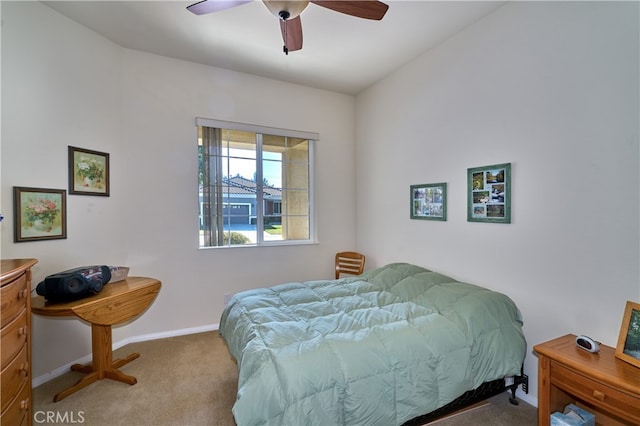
[264,0,310,20]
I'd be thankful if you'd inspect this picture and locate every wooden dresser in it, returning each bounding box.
[1,258,37,426]
[534,334,640,426]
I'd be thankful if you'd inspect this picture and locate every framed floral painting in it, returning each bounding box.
[13,187,67,242]
[68,146,110,196]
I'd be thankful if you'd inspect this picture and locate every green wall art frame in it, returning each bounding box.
[410,182,447,221]
[467,162,511,223]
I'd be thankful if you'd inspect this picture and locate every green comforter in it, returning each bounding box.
[220,263,526,425]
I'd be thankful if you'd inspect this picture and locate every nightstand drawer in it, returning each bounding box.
[551,360,640,423]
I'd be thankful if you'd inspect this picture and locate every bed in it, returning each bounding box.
[220,262,528,425]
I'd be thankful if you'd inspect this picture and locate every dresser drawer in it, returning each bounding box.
[1,310,28,370]
[551,360,640,423]
[0,374,29,426]
[1,273,28,327]
[1,344,29,413]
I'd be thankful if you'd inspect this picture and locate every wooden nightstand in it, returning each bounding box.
[534,334,640,425]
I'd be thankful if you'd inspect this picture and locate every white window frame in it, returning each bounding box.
[197,117,317,248]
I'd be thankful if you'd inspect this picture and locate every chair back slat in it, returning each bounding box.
[335,251,366,279]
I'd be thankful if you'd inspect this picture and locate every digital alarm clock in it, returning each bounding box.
[575,335,600,353]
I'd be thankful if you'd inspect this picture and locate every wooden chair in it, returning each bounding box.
[335,251,366,279]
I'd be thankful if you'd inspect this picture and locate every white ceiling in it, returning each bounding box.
[43,1,505,95]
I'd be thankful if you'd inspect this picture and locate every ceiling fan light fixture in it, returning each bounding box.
[263,0,310,20]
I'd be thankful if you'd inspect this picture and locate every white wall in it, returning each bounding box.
[356,1,639,406]
[3,1,638,410]
[1,2,357,380]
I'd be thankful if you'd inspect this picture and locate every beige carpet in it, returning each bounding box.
[33,331,537,425]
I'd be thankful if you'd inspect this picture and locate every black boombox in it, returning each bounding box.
[36,265,111,302]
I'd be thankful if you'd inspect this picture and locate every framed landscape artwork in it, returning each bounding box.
[69,146,110,196]
[616,300,640,368]
[467,162,511,223]
[13,187,67,242]
[410,182,447,221]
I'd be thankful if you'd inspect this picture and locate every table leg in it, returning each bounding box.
[53,323,140,402]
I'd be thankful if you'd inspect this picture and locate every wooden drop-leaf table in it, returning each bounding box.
[32,277,161,402]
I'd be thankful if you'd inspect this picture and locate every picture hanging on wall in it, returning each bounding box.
[467,162,511,223]
[69,146,110,196]
[616,300,640,368]
[13,186,67,242]
[410,182,447,221]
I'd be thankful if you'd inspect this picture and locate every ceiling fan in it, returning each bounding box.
[187,0,389,55]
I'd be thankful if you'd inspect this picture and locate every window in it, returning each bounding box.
[197,118,316,248]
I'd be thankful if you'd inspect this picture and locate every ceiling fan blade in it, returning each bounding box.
[280,16,303,54]
[311,1,388,20]
[186,0,253,16]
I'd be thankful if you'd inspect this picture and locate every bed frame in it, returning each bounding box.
[403,369,529,425]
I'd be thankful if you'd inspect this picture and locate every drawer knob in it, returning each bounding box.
[19,362,29,377]
[19,326,28,336]
[593,390,606,401]
[19,289,28,299]
[20,398,29,410]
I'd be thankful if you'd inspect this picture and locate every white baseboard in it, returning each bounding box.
[515,389,538,408]
[32,323,220,388]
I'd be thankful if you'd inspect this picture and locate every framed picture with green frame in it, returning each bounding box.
[410,182,447,221]
[467,162,511,223]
